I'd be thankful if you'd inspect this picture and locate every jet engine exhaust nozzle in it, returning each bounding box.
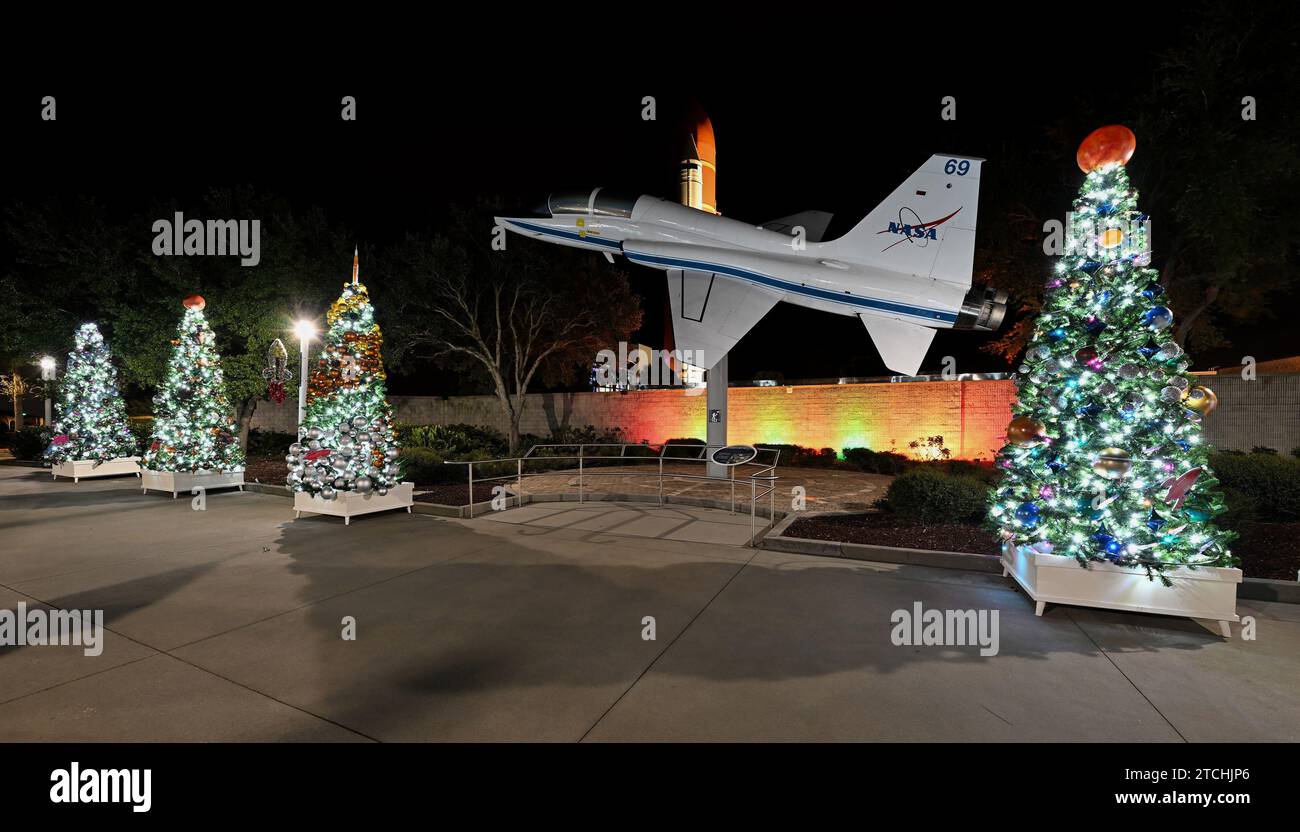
[956,284,1008,332]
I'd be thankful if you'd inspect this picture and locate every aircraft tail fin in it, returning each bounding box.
[823,154,982,287]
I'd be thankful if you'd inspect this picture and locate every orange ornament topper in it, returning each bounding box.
[183,294,206,310]
[1077,125,1136,173]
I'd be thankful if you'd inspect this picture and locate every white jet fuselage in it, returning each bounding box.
[502,196,967,329]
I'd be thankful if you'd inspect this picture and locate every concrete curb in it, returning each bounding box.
[1239,577,1300,604]
[760,533,1003,573]
[761,530,1300,602]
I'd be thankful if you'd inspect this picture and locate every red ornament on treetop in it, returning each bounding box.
[183,294,206,310]
[1076,125,1136,173]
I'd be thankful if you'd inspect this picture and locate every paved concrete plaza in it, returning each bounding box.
[1,464,1298,742]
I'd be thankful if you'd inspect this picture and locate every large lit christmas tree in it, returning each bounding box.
[286,251,401,500]
[43,323,138,465]
[990,126,1233,576]
[142,296,245,473]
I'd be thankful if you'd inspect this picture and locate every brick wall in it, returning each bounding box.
[251,374,1300,458]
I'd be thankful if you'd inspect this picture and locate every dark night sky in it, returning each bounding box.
[6,12,1294,390]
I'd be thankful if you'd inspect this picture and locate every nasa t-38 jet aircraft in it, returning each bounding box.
[495,154,1007,376]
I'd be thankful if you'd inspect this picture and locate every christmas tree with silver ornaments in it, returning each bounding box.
[43,323,138,465]
[989,126,1234,578]
[286,251,402,499]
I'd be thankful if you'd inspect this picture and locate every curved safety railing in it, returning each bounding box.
[445,443,781,544]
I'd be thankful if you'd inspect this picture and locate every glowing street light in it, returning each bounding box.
[293,320,318,431]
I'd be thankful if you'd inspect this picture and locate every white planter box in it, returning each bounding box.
[294,482,415,525]
[51,457,140,482]
[141,468,245,498]
[1002,543,1241,637]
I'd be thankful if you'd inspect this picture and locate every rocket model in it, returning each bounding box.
[679,104,717,215]
[496,154,1006,376]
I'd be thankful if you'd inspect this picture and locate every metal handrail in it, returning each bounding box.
[445,442,781,544]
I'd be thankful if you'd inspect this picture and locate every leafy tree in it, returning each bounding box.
[1135,3,1300,352]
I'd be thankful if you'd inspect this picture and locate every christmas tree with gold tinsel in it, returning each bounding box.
[989,126,1233,577]
[286,250,401,499]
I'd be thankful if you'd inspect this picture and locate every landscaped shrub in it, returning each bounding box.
[934,458,1002,484]
[1216,487,1259,535]
[127,419,152,454]
[879,468,992,525]
[662,437,707,459]
[398,423,508,458]
[1209,451,1300,522]
[246,428,297,458]
[842,447,913,475]
[761,443,838,468]
[6,427,46,460]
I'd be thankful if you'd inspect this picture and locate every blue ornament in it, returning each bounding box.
[1084,316,1107,335]
[1146,509,1166,532]
[1174,439,1191,451]
[1096,290,1113,306]
[1015,503,1042,528]
[1142,306,1174,331]
[1105,538,1124,555]
[1141,284,1165,299]
[1138,337,1161,359]
[1046,327,1067,342]
[1080,260,1103,274]
[1076,403,1103,418]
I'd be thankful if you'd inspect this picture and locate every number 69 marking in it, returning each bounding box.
[944,159,971,175]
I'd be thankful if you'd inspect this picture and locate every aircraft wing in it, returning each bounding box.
[860,314,937,376]
[667,269,782,370]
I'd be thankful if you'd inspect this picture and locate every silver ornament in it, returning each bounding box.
[307,428,322,440]
[333,477,347,490]
[286,454,299,464]
[365,466,381,478]
[377,487,388,496]
[357,432,371,444]
[355,476,373,493]
[1169,376,1190,391]
[384,448,399,460]
[289,443,303,455]
[308,439,321,450]
[1097,382,1117,397]
[1160,386,1183,402]
[351,416,367,429]
[1118,363,1140,379]
[320,487,337,501]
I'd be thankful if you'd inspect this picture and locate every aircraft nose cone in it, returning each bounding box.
[530,197,551,217]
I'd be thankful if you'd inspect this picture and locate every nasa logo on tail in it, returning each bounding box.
[878,207,962,251]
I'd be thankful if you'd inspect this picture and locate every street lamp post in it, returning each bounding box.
[293,320,317,434]
[38,356,57,427]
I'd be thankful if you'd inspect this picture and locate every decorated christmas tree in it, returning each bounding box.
[990,126,1233,576]
[43,323,138,465]
[286,251,401,500]
[142,296,245,473]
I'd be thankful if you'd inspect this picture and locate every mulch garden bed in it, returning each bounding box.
[1232,523,1300,581]
[413,483,499,506]
[786,513,1000,555]
[784,512,1300,581]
